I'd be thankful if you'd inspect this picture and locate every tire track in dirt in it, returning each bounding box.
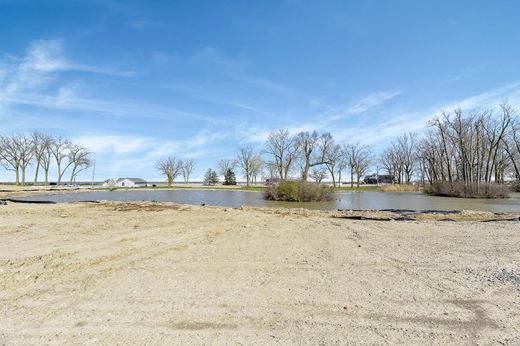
[339,221,459,296]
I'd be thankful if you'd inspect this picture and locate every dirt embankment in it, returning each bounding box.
[0,201,519,345]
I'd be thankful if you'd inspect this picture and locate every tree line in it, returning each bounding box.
[416,103,520,193]
[189,130,373,188]
[0,132,92,186]
[222,103,520,189]
[150,103,520,190]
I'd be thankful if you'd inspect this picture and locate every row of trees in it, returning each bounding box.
[262,129,372,187]
[378,103,520,194]
[417,104,520,192]
[0,132,92,186]
[154,103,520,190]
[197,130,372,188]
[154,157,196,186]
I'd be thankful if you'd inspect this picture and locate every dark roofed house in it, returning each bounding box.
[364,174,394,184]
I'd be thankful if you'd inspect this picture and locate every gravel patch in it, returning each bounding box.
[490,269,520,286]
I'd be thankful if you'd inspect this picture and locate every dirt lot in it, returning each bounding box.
[0,201,519,345]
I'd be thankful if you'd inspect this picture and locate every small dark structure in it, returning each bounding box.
[364,174,394,184]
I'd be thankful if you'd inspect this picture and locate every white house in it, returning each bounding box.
[116,178,148,188]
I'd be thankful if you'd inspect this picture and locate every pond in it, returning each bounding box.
[16,189,520,212]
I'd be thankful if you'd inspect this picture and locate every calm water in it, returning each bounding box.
[17,189,520,212]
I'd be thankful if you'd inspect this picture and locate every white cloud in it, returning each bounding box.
[0,40,214,123]
[440,75,463,84]
[74,135,156,155]
[332,82,520,147]
[345,90,402,114]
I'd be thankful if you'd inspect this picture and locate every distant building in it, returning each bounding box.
[364,174,394,184]
[116,178,148,187]
[102,179,116,187]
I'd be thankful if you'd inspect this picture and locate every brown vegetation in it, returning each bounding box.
[379,184,420,192]
[424,181,511,198]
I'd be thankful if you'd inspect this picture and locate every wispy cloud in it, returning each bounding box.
[228,90,402,145]
[0,39,215,123]
[332,82,520,147]
[2,92,215,122]
[155,46,294,95]
[166,83,276,119]
[18,39,134,77]
[440,74,463,84]
[346,90,401,114]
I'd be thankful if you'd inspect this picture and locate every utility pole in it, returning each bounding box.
[91,159,96,188]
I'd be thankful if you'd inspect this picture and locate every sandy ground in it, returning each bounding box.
[0,201,519,345]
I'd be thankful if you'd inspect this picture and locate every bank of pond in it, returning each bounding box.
[16,189,520,213]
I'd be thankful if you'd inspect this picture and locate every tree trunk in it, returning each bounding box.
[34,163,40,185]
[302,162,310,182]
[21,168,26,186]
[56,163,62,186]
[69,167,77,184]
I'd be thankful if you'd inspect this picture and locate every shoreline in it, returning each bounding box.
[2,198,519,222]
[2,185,519,215]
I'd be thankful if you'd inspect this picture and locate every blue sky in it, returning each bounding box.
[1,0,520,181]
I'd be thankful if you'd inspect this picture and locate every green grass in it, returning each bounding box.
[335,185,380,191]
[94,185,267,192]
[234,186,265,191]
[90,184,379,192]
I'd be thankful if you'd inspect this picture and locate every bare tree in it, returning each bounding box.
[381,132,417,184]
[324,143,342,187]
[14,135,34,186]
[345,143,372,187]
[217,159,237,177]
[336,148,349,187]
[155,157,183,186]
[0,135,35,186]
[32,132,52,185]
[0,136,22,185]
[380,147,398,183]
[309,166,328,183]
[250,154,264,184]
[39,136,55,186]
[68,144,92,184]
[295,131,334,181]
[504,116,520,183]
[264,129,298,180]
[354,146,372,187]
[49,137,71,186]
[416,104,516,195]
[397,132,418,183]
[264,161,278,181]
[181,158,196,183]
[237,146,255,187]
